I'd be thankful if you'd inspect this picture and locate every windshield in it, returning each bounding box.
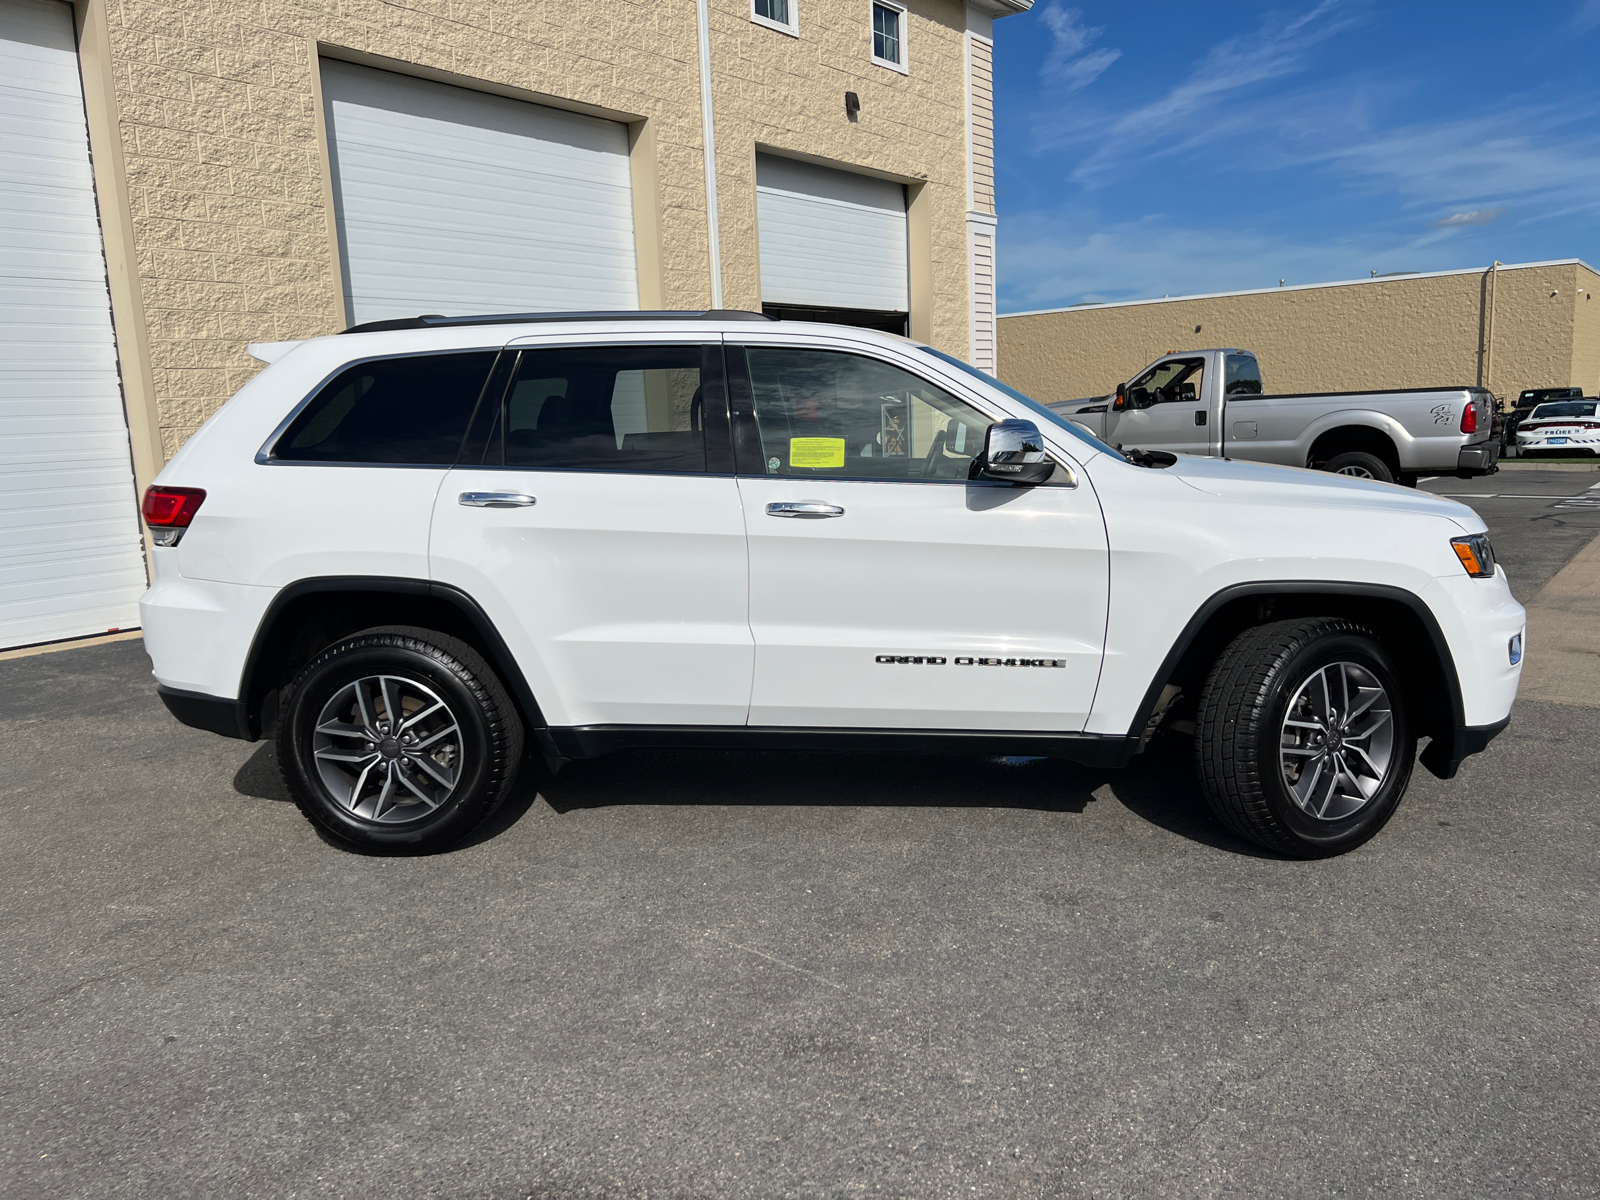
[918,347,1126,461]
[1529,401,1596,419]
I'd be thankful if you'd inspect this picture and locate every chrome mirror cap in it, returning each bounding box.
[974,419,1056,485]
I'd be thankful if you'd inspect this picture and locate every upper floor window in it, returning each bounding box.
[872,2,907,72]
[752,0,797,36]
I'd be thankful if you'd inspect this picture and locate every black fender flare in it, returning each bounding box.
[236,575,555,759]
[1126,580,1477,779]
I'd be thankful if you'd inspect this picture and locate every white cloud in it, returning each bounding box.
[1028,1,1361,183]
[1434,208,1507,228]
[1297,105,1600,216]
[996,210,1455,311]
[1039,5,1121,91]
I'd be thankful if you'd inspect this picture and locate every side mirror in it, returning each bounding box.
[973,419,1055,485]
[1112,383,1127,412]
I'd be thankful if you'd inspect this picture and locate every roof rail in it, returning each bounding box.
[339,309,778,334]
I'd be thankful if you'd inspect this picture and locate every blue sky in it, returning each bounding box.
[993,0,1600,312]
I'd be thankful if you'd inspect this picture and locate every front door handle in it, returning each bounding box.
[766,500,844,519]
[459,491,537,508]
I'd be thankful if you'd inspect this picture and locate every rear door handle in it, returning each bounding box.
[459,491,537,508]
[766,501,844,519]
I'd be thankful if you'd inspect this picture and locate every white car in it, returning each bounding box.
[1515,398,1600,457]
[139,312,1526,858]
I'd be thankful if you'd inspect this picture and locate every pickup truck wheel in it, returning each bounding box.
[1321,451,1394,483]
[277,627,523,853]
[1194,618,1416,858]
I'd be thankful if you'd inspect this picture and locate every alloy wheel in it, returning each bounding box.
[1279,660,1395,820]
[311,674,464,823]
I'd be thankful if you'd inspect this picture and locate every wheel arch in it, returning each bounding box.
[1130,581,1467,778]
[1305,421,1404,475]
[238,576,553,757]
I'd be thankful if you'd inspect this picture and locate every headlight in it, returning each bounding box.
[1451,533,1496,578]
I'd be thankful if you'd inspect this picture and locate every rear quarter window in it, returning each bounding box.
[271,351,497,464]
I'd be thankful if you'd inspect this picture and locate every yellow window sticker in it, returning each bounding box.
[789,437,846,469]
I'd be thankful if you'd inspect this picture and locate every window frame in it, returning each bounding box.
[869,0,908,74]
[725,342,1076,487]
[256,347,505,469]
[462,341,735,478]
[751,0,799,37]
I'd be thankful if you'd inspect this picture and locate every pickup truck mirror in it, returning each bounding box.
[972,419,1055,485]
[1112,384,1127,412]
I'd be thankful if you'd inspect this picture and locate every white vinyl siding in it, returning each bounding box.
[0,0,146,650]
[320,60,639,326]
[969,221,996,373]
[755,154,908,313]
[967,33,995,215]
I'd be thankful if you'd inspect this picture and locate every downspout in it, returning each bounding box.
[695,0,724,308]
[1478,260,1501,392]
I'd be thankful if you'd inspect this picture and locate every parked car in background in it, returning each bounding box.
[1503,386,1584,450]
[1515,398,1600,457]
[1048,349,1499,485]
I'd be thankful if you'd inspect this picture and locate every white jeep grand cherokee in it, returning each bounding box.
[140,312,1525,858]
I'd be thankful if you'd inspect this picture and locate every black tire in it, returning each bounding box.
[277,626,523,853]
[1194,618,1416,858]
[1321,450,1395,483]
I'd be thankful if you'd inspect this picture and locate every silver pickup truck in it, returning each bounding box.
[1047,348,1500,485]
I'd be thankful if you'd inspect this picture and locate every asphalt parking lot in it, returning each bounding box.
[4,467,1598,1199]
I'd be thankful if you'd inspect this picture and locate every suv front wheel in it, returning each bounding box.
[277,627,524,852]
[1195,617,1416,857]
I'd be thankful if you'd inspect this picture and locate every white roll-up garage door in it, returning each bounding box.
[756,154,908,314]
[321,60,640,326]
[0,0,146,650]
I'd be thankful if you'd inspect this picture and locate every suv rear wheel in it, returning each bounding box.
[277,627,523,852]
[1195,618,1415,857]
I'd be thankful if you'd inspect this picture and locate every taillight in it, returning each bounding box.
[141,486,205,546]
[1460,403,1478,434]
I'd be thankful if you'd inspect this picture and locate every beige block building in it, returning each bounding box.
[0,0,1027,648]
[997,259,1600,407]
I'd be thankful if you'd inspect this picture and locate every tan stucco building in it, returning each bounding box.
[998,259,1600,407]
[0,0,1027,648]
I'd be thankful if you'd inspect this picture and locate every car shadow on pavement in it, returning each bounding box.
[231,738,1274,858]
[233,742,292,803]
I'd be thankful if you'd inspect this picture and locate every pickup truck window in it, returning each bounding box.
[1129,358,1203,405]
[1225,354,1264,396]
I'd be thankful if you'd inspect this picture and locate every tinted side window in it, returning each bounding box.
[743,348,990,481]
[495,345,709,474]
[1225,354,1263,396]
[273,352,496,464]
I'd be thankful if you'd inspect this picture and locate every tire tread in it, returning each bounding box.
[277,626,523,852]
